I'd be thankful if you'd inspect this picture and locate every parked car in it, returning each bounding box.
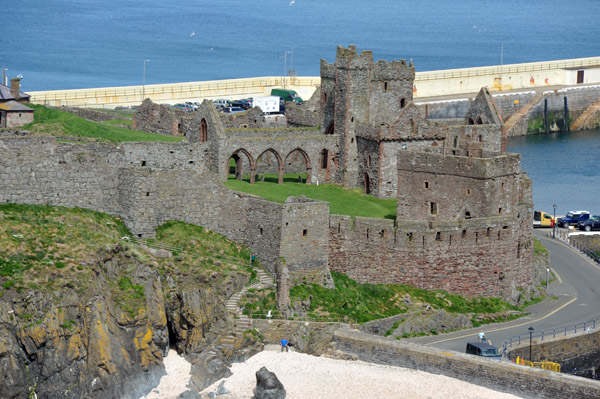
[557,210,590,228]
[173,103,193,112]
[533,210,554,228]
[213,99,230,108]
[465,342,501,359]
[185,101,198,111]
[223,106,245,114]
[230,100,251,110]
[578,215,600,231]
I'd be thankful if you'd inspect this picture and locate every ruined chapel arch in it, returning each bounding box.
[256,148,284,184]
[284,148,312,184]
[226,148,256,184]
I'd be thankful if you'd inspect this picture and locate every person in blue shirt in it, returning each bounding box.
[280,337,289,352]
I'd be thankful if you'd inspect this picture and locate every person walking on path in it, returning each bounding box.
[478,330,486,343]
[280,337,289,352]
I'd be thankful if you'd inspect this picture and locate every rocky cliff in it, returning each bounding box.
[0,206,259,398]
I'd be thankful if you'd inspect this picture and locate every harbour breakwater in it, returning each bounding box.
[27,56,600,111]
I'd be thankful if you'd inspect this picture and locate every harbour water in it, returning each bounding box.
[3,0,600,91]
[508,129,600,216]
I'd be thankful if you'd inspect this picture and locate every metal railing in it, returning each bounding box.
[28,76,322,106]
[241,311,353,326]
[504,319,598,349]
[554,229,600,265]
[415,57,600,81]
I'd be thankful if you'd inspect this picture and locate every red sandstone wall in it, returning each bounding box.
[328,214,535,300]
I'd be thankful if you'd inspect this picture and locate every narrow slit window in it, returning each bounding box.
[430,202,438,215]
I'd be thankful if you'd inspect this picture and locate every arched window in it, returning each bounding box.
[200,118,208,142]
[364,173,371,194]
[320,149,329,169]
[409,119,417,135]
[325,121,334,135]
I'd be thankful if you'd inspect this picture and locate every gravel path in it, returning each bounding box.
[200,350,523,399]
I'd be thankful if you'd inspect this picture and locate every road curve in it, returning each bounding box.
[404,229,600,353]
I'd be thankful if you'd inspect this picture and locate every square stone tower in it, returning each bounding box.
[320,45,415,188]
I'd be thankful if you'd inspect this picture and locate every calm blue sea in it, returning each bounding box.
[2,0,600,91]
[508,129,600,216]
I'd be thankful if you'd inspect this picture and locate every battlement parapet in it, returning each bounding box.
[371,59,415,82]
[333,45,374,70]
[329,212,533,300]
[397,151,521,179]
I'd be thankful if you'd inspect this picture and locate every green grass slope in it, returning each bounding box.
[21,104,183,143]
[0,204,253,300]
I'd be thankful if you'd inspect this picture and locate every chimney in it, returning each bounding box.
[10,78,21,100]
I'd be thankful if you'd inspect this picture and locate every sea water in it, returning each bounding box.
[2,0,600,91]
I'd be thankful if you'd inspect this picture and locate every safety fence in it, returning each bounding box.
[504,319,598,350]
[554,229,600,265]
[414,56,600,82]
[513,357,561,372]
[28,76,321,108]
[239,309,357,327]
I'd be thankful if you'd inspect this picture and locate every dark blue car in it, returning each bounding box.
[557,211,590,228]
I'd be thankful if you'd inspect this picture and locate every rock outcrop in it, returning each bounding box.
[253,366,286,399]
[0,243,253,399]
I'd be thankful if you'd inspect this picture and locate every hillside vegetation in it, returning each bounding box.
[240,272,527,334]
[20,104,183,143]
[0,204,253,306]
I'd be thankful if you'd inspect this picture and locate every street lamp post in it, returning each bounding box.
[528,326,534,361]
[280,51,291,89]
[552,203,557,238]
[546,267,550,291]
[142,59,150,102]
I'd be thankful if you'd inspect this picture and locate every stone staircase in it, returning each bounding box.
[219,268,276,349]
[570,98,600,131]
[504,92,544,134]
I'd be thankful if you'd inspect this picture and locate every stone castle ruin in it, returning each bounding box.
[0,46,535,304]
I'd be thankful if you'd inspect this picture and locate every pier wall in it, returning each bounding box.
[27,57,600,109]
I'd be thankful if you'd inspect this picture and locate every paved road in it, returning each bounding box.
[405,229,600,353]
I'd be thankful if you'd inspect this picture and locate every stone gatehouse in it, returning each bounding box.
[1,46,535,303]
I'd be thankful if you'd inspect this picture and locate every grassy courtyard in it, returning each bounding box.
[225,174,397,219]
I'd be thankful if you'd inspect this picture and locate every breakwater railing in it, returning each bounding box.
[414,56,600,82]
[504,318,598,349]
[28,76,321,108]
[553,229,600,265]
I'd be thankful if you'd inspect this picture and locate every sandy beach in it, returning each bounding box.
[141,349,192,399]
[197,349,522,399]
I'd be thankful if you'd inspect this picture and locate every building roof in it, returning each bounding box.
[0,83,31,101]
[0,100,34,112]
